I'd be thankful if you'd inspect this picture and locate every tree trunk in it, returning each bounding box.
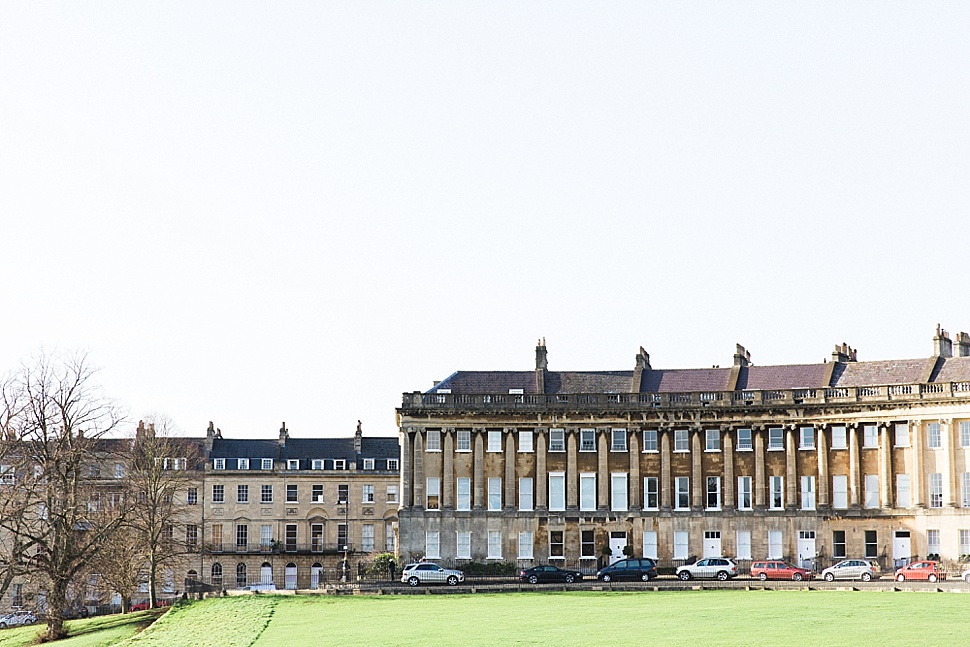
[46,580,68,641]
[122,595,131,614]
[149,554,158,609]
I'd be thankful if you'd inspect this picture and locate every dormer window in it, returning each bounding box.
[311,459,324,470]
[261,459,273,470]
[237,458,249,470]
[213,458,225,470]
[387,459,399,471]
[333,459,346,470]
[363,459,375,470]
[287,459,299,470]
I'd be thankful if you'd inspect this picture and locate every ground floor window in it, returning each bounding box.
[768,531,783,559]
[284,564,297,590]
[960,529,970,557]
[487,531,502,560]
[361,524,375,552]
[927,529,940,557]
[211,563,223,589]
[236,563,247,588]
[833,531,846,559]
[457,531,471,559]
[643,531,658,560]
[865,530,878,558]
[549,530,564,559]
[310,563,323,589]
[737,531,751,560]
[11,583,22,608]
[386,523,396,553]
[518,532,534,559]
[581,530,596,559]
[673,531,688,560]
[426,531,440,559]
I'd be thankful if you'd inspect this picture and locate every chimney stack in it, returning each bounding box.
[957,332,970,357]
[934,324,953,358]
[354,420,363,454]
[832,343,858,363]
[733,344,751,368]
[535,338,547,394]
[278,422,288,447]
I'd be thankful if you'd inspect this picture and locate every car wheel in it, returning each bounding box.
[679,571,691,581]
[964,573,970,584]
[447,575,458,586]
[929,574,937,583]
[528,575,538,584]
[793,573,803,581]
[407,576,419,587]
[0,622,7,629]
[565,574,575,584]
[717,571,729,581]
[824,573,834,582]
[640,573,651,582]
[861,572,872,582]
[758,572,768,581]
[897,574,905,582]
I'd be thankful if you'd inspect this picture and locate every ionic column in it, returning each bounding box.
[401,428,412,507]
[879,422,892,508]
[413,430,425,508]
[912,420,924,507]
[944,419,957,507]
[785,425,797,509]
[566,429,578,509]
[629,430,641,510]
[754,426,766,508]
[661,428,672,509]
[536,429,547,510]
[848,423,860,507]
[817,424,829,507]
[505,428,516,509]
[473,429,485,510]
[691,428,702,509]
[597,429,609,510]
[443,429,454,509]
[722,426,734,509]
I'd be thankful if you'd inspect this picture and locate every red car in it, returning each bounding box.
[130,599,170,612]
[894,560,946,582]
[750,560,814,581]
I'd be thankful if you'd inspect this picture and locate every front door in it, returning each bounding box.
[893,531,912,567]
[797,531,816,569]
[609,531,627,564]
[703,531,722,558]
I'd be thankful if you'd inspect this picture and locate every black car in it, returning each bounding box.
[519,564,584,584]
[597,558,658,582]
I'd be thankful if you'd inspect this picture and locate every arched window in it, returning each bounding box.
[186,569,199,591]
[211,563,223,589]
[310,563,323,589]
[236,563,247,588]
[285,563,297,590]
[260,562,273,585]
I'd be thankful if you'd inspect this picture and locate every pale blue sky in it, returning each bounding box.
[1,2,968,438]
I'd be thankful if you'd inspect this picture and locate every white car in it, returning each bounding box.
[961,567,970,584]
[821,559,878,582]
[676,558,738,581]
[401,562,464,586]
[0,611,37,629]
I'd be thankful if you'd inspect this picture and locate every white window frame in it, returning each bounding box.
[425,531,440,559]
[333,459,346,470]
[800,475,815,510]
[456,429,471,452]
[237,458,249,470]
[897,473,911,508]
[426,477,440,510]
[962,472,970,508]
[487,530,502,560]
[213,458,225,470]
[548,428,565,452]
[386,484,399,504]
[643,531,658,560]
[674,429,689,452]
[768,427,783,451]
[799,426,815,449]
[487,430,502,452]
[768,530,783,560]
[456,531,471,560]
[362,458,375,470]
[643,476,659,510]
[611,473,628,511]
[833,475,848,509]
[387,459,399,471]
[928,529,940,555]
[311,459,324,470]
[518,430,533,453]
[642,429,658,452]
[737,476,752,511]
[673,531,689,560]
[736,428,752,451]
[518,531,534,560]
[261,458,273,470]
[736,530,752,560]
[961,529,970,556]
[426,429,441,452]
[961,422,970,448]
[611,428,627,452]
[518,477,533,511]
[456,477,471,511]
[831,426,847,450]
[706,476,721,510]
[769,475,784,510]
[361,524,375,552]
[287,459,299,470]
[929,473,943,508]
[362,484,375,504]
[863,424,878,449]
[928,422,942,449]
[487,477,502,511]
[705,429,720,452]
[675,477,690,510]
[895,422,910,447]
[864,474,879,509]
[549,472,566,511]
[580,428,596,452]
[580,473,596,511]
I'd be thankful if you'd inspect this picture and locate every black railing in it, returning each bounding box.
[205,542,355,555]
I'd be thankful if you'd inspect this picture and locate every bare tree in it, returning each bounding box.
[89,525,145,613]
[0,351,127,641]
[124,415,202,609]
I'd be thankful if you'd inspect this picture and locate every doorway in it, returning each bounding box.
[609,531,627,564]
[703,531,722,558]
[797,531,816,569]
[893,531,912,568]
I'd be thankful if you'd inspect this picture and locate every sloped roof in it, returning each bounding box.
[210,436,399,461]
[641,368,730,393]
[933,356,970,383]
[740,364,829,391]
[831,359,927,387]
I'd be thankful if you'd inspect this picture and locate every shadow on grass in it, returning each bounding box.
[57,609,165,640]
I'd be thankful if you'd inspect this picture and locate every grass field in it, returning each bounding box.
[2,590,968,646]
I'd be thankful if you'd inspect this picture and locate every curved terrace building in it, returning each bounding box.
[397,328,970,572]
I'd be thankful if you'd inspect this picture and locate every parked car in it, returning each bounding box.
[676,558,738,581]
[519,564,583,584]
[0,610,37,629]
[130,599,171,611]
[597,558,658,582]
[821,559,878,582]
[962,567,970,584]
[750,561,813,581]
[401,562,464,586]
[242,584,277,592]
[894,560,945,582]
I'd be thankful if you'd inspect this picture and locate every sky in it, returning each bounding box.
[1,2,969,440]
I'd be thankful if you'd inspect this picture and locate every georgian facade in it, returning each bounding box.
[202,422,400,590]
[397,330,970,571]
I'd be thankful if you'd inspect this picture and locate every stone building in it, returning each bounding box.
[397,329,970,572]
[202,421,400,590]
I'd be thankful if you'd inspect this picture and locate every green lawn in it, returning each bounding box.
[2,591,968,646]
[0,610,161,647]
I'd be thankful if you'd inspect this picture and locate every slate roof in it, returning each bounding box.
[208,436,400,468]
[424,354,970,395]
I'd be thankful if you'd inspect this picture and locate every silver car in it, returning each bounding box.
[676,557,738,581]
[821,559,877,582]
[0,611,37,629]
[401,562,464,586]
